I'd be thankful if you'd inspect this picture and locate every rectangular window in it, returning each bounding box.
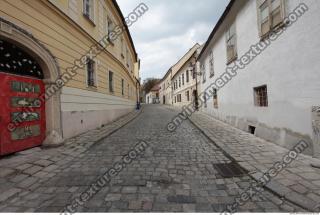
[87,59,95,87]
[109,71,114,93]
[83,0,94,21]
[126,48,129,67]
[203,94,207,108]
[121,79,124,95]
[254,85,268,107]
[257,0,285,37]
[177,94,182,103]
[226,22,237,63]
[107,17,114,37]
[179,77,181,88]
[186,70,189,83]
[213,88,218,109]
[209,51,214,77]
[186,90,190,102]
[120,37,125,58]
[201,64,206,83]
[182,74,184,85]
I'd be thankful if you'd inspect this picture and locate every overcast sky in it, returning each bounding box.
[117,0,230,81]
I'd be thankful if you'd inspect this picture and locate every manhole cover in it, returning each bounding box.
[213,162,248,178]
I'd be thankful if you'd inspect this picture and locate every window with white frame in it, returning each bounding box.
[209,51,214,77]
[86,59,96,87]
[83,0,94,21]
[257,0,285,37]
[226,22,237,63]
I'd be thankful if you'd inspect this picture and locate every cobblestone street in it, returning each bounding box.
[0,105,307,212]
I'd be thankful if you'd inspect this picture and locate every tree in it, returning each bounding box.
[142,78,160,93]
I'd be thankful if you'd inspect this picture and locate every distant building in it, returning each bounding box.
[146,84,160,104]
[172,44,201,108]
[159,68,173,105]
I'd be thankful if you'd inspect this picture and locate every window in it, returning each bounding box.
[258,0,285,37]
[121,79,124,95]
[86,59,95,87]
[127,84,130,98]
[177,94,182,103]
[182,74,184,85]
[126,48,129,67]
[186,70,189,83]
[213,88,218,109]
[186,90,190,102]
[179,77,181,88]
[83,0,94,21]
[175,96,177,103]
[201,64,206,83]
[107,17,114,37]
[209,51,214,77]
[254,85,268,107]
[109,71,114,93]
[203,94,207,108]
[120,37,125,58]
[193,70,196,79]
[226,22,237,63]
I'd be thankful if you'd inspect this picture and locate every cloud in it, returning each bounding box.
[117,0,230,80]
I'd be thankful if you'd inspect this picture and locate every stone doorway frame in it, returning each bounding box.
[0,18,63,146]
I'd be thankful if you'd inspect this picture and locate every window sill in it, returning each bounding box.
[83,14,96,26]
[259,22,286,41]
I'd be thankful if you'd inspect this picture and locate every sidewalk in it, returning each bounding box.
[0,108,142,208]
[188,111,320,211]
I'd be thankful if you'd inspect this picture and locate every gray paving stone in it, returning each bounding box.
[0,188,21,202]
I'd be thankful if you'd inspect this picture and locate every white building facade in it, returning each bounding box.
[172,44,201,107]
[198,0,320,157]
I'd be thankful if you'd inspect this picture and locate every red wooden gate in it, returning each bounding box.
[0,72,46,155]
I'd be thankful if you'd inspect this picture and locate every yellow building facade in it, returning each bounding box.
[0,0,142,151]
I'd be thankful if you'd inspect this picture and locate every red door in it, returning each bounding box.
[0,72,46,156]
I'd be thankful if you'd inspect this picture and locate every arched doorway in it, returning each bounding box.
[0,18,63,155]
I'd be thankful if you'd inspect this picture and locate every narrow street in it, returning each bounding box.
[0,105,304,212]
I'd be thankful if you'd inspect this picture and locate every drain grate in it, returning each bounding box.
[213,162,248,178]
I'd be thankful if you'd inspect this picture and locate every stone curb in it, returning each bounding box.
[187,115,313,212]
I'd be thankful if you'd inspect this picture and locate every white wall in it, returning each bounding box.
[199,0,320,155]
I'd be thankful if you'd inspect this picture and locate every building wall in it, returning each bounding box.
[0,0,139,139]
[198,0,320,156]
[172,57,198,108]
[159,71,173,105]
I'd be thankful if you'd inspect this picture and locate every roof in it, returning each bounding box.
[197,0,235,60]
[171,43,200,77]
[112,0,138,62]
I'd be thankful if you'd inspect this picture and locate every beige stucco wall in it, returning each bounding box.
[0,0,140,140]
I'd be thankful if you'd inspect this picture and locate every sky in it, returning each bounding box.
[117,0,230,81]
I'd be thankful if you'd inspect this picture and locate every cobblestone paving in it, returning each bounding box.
[0,105,304,212]
[188,110,320,212]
